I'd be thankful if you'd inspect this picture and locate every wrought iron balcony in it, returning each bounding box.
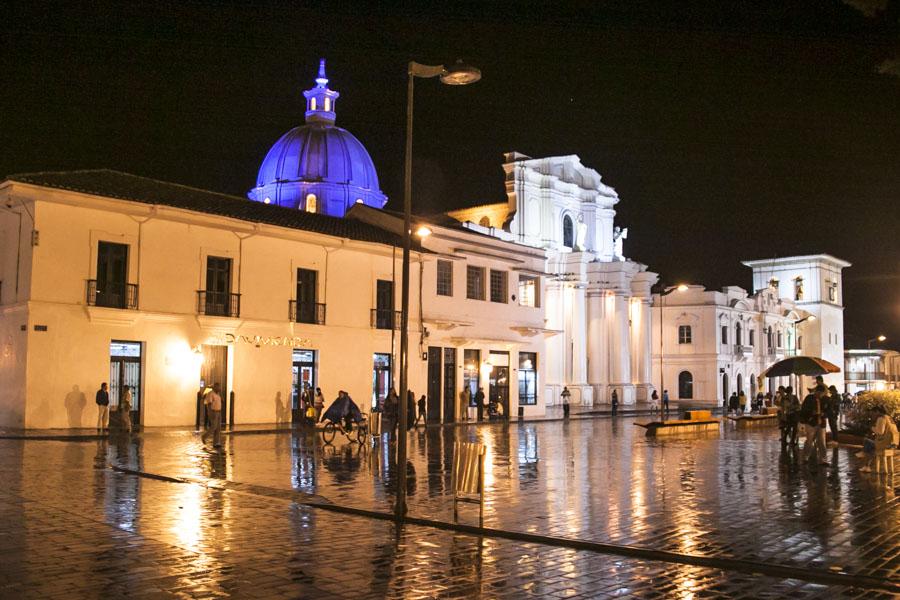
[371,308,401,330]
[289,300,326,325]
[766,347,777,356]
[734,344,753,356]
[197,291,240,318]
[86,280,138,310]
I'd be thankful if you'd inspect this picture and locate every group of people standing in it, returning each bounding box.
[297,384,326,424]
[94,382,133,433]
[774,379,842,465]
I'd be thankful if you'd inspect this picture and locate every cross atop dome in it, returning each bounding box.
[303,59,340,125]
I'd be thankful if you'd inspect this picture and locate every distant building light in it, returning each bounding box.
[263,197,271,204]
[355,198,363,204]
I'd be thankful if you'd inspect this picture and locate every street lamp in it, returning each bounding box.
[396,59,480,521]
[868,335,887,349]
[790,315,816,357]
[657,283,687,420]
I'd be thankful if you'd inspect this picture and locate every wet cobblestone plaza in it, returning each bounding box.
[1,417,897,598]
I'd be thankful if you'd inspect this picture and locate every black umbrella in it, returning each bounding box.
[763,356,841,378]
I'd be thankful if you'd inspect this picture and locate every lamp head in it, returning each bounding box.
[415,225,432,238]
[878,335,887,342]
[440,60,481,85]
[675,284,689,292]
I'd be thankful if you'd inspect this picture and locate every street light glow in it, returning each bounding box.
[415,225,432,237]
[878,335,886,341]
[676,284,689,292]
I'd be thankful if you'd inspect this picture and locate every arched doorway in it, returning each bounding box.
[750,374,756,398]
[737,373,743,396]
[678,371,693,399]
[722,373,729,401]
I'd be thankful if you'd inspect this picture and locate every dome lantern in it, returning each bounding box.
[302,59,340,125]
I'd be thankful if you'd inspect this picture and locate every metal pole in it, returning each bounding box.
[659,291,664,421]
[396,67,414,520]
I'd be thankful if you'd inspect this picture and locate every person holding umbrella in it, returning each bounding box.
[800,384,829,466]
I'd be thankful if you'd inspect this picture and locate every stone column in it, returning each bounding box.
[610,292,635,404]
[631,298,653,401]
[587,291,609,403]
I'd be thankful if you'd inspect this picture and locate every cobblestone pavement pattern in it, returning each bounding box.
[0,416,897,598]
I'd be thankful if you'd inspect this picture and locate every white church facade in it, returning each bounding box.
[651,254,849,407]
[445,152,658,407]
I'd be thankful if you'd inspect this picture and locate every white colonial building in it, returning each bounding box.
[845,349,900,393]
[651,254,849,406]
[445,152,658,407]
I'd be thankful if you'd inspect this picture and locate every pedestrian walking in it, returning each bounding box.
[651,389,659,413]
[475,387,486,421]
[800,384,828,466]
[561,386,571,419]
[662,389,670,415]
[416,394,427,426]
[95,382,110,430]
[738,390,747,415]
[826,385,841,444]
[611,389,619,417]
[202,383,223,447]
[314,387,325,422]
[120,385,133,433]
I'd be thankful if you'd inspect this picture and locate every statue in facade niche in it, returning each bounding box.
[575,214,588,251]
[613,226,628,260]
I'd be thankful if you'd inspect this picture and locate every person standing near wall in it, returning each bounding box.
[202,383,223,447]
[95,383,109,431]
[475,387,486,421]
[611,389,619,417]
[459,386,471,422]
[119,385,133,433]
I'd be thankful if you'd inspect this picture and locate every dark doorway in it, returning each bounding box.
[292,349,316,423]
[96,242,128,308]
[489,351,510,418]
[678,371,693,399]
[722,373,729,401]
[199,345,228,428]
[372,353,392,409]
[427,346,442,423]
[109,340,141,426]
[442,348,456,424]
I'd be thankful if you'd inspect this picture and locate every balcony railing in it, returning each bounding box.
[289,300,326,325]
[371,308,401,330]
[86,280,138,310]
[734,344,753,355]
[766,347,776,356]
[197,291,241,317]
[846,371,887,381]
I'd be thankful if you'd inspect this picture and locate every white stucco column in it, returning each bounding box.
[630,298,653,401]
[587,291,609,402]
[571,285,588,384]
[610,293,634,404]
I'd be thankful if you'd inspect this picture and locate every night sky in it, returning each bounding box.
[2,1,898,348]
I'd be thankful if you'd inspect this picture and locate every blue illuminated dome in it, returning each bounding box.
[248,60,387,216]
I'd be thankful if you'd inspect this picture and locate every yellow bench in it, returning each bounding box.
[684,410,712,421]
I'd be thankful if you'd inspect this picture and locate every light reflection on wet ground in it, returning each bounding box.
[94,416,900,582]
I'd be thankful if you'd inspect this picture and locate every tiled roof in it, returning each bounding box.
[5,169,406,247]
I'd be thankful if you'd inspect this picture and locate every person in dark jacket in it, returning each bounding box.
[611,389,619,416]
[406,390,416,431]
[415,394,427,426]
[95,383,110,430]
[475,387,486,421]
[826,385,841,444]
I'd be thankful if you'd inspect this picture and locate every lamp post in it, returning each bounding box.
[396,60,480,521]
[790,315,816,357]
[657,283,687,420]
[867,335,887,349]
